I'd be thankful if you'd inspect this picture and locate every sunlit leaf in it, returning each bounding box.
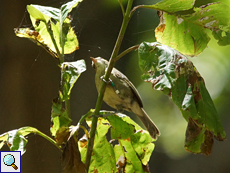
[16,2,82,58]
[60,0,83,25]
[61,59,86,100]
[138,42,226,155]
[114,145,125,171]
[120,139,149,173]
[29,14,78,54]
[0,127,45,155]
[88,118,116,173]
[151,0,195,12]
[55,127,70,145]
[14,28,58,58]
[155,12,210,56]
[107,115,135,139]
[79,113,155,172]
[0,133,8,149]
[130,131,154,165]
[155,2,230,55]
[27,5,59,22]
[7,130,28,154]
[51,102,72,137]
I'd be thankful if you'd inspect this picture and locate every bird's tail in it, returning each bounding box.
[136,108,160,139]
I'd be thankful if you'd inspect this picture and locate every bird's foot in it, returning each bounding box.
[100,75,113,84]
[100,75,121,97]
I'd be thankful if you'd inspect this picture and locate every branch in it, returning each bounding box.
[85,0,134,171]
[114,44,139,62]
[118,0,125,17]
[36,130,62,152]
[130,4,175,18]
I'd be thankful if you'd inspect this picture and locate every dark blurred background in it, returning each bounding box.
[1,0,230,172]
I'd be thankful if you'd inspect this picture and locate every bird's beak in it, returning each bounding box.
[90,57,97,69]
[90,57,97,63]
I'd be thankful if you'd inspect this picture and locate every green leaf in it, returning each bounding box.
[130,131,155,165]
[155,2,230,55]
[212,30,230,46]
[60,0,83,25]
[51,102,72,136]
[155,12,210,56]
[113,144,125,167]
[1,127,59,155]
[28,3,80,54]
[61,59,86,100]
[138,42,226,155]
[0,133,8,149]
[119,139,148,173]
[106,113,155,166]
[7,130,28,154]
[79,113,154,172]
[29,14,78,54]
[0,127,40,155]
[151,0,195,12]
[27,5,58,22]
[16,2,82,57]
[185,120,205,154]
[106,114,135,139]
[187,2,230,46]
[14,28,58,58]
[88,118,116,173]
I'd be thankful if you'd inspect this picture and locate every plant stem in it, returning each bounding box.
[118,0,125,17]
[65,99,71,120]
[114,44,139,62]
[59,15,65,63]
[85,0,134,171]
[36,130,62,151]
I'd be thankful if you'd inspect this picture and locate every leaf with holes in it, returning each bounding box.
[138,42,226,155]
[155,2,230,55]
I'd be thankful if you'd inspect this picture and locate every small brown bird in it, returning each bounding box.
[91,57,160,139]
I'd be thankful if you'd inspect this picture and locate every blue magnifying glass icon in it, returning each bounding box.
[3,154,18,170]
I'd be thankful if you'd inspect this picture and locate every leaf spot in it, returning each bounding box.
[177,17,184,24]
[204,20,216,27]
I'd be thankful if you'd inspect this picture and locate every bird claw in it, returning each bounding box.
[100,75,112,84]
[100,75,122,98]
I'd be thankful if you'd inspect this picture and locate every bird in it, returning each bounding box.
[90,57,160,139]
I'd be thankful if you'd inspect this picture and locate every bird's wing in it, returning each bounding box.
[113,68,143,108]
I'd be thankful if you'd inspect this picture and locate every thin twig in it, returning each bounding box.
[114,44,140,62]
[118,0,125,17]
[65,99,71,120]
[36,130,62,151]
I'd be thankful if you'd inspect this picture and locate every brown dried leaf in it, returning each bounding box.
[62,137,86,173]
[185,117,202,144]
[201,130,214,156]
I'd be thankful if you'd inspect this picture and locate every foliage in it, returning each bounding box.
[153,1,230,55]
[78,112,154,173]
[138,42,226,155]
[0,0,228,172]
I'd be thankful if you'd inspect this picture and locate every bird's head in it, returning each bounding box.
[90,57,109,72]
